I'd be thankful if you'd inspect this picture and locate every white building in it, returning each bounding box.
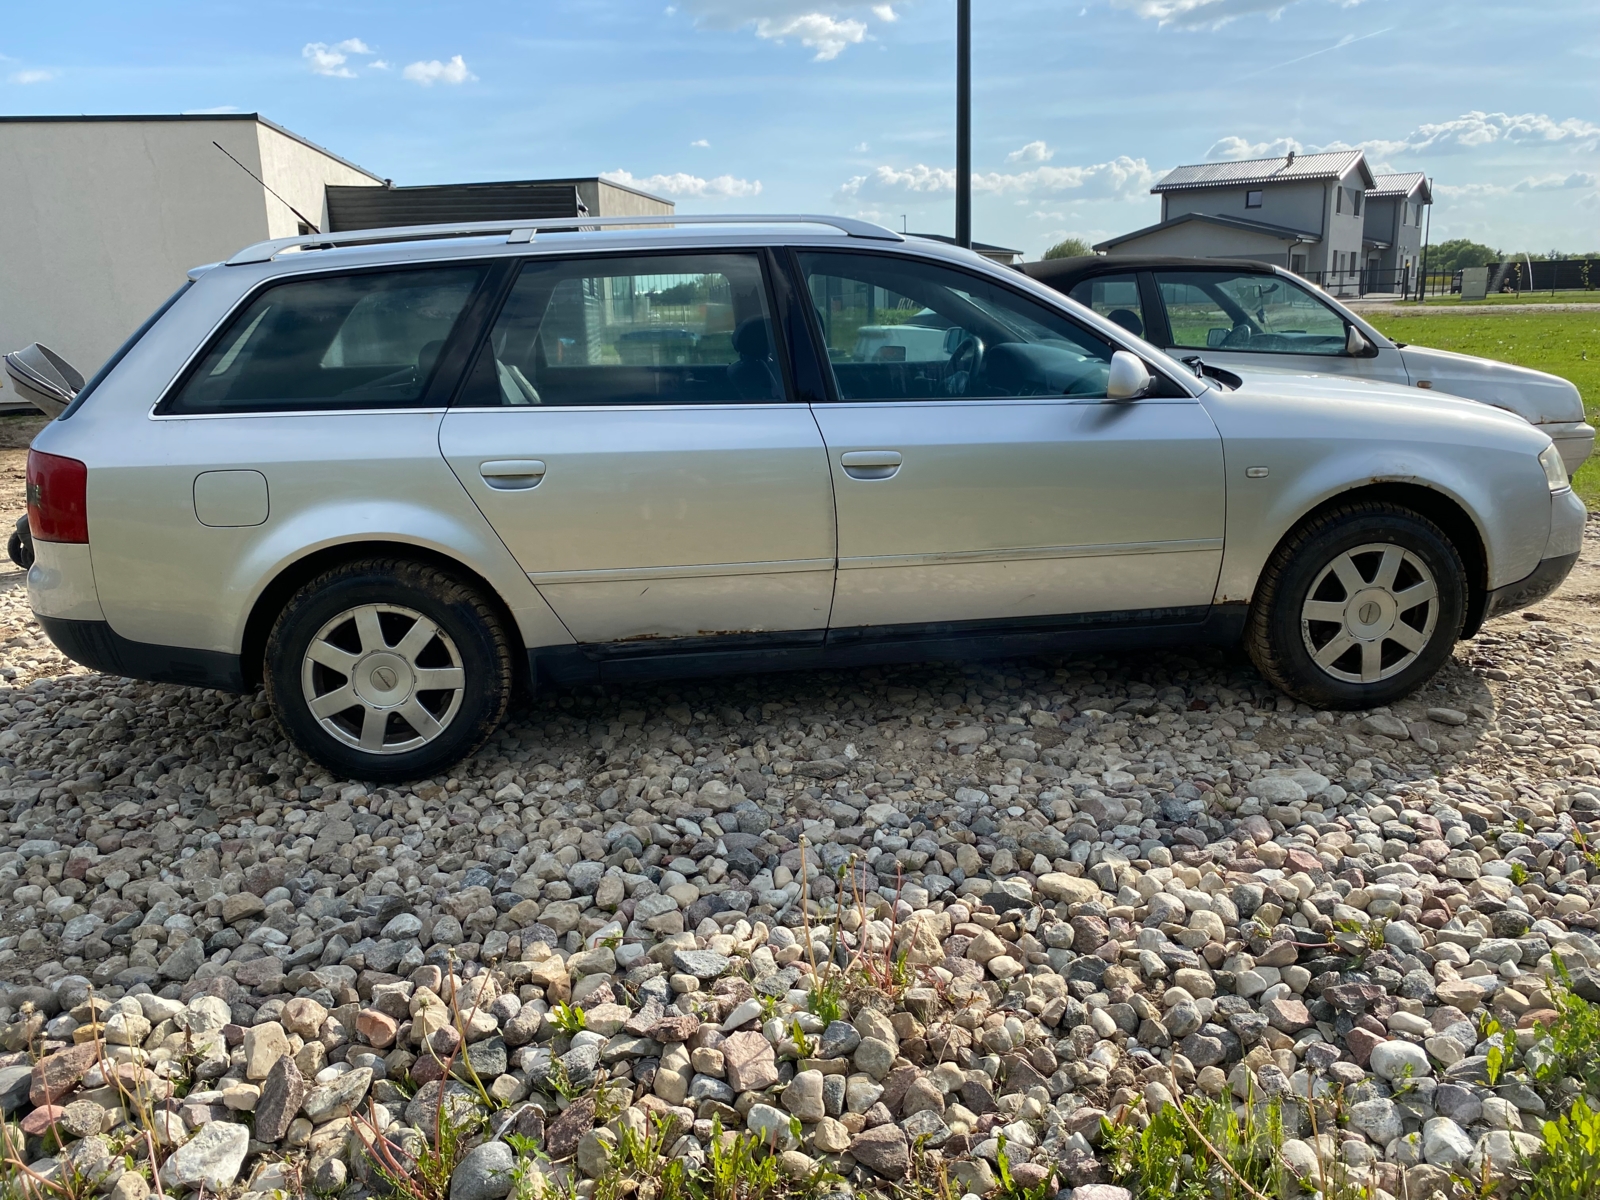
[0,114,382,378]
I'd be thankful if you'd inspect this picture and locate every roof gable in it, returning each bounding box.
[1366,171,1431,202]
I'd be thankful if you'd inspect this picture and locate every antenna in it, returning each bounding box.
[212,140,322,235]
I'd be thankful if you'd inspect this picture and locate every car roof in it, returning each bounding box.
[1021,255,1280,289]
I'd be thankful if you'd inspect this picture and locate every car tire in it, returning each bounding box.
[265,558,513,782]
[1246,502,1466,710]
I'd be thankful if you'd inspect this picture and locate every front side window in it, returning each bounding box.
[166,267,485,414]
[800,252,1116,400]
[455,253,782,406]
[1157,271,1347,355]
[1246,190,1263,209]
[1067,273,1147,339]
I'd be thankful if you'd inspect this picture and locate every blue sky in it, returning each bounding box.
[3,0,1596,257]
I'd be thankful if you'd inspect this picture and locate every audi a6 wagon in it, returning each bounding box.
[22,215,1584,781]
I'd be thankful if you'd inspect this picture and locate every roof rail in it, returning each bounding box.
[226,213,903,265]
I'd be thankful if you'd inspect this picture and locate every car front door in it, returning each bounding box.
[795,250,1226,634]
[439,250,836,645]
[1153,269,1409,385]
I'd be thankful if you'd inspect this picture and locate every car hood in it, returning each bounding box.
[1398,343,1584,425]
[1220,365,1541,434]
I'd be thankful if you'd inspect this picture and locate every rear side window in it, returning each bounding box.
[454,253,784,407]
[1067,273,1147,339]
[164,267,486,414]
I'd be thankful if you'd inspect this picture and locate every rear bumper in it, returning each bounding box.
[35,616,245,692]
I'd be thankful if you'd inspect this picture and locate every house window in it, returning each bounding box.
[1245,190,1263,209]
[1290,253,1307,275]
[1353,189,1363,216]
[1335,188,1343,214]
[1400,204,1408,226]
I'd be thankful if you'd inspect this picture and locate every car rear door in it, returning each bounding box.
[795,250,1226,634]
[438,249,836,646]
[1153,269,1409,385]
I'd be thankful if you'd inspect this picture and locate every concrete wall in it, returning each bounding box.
[584,180,675,218]
[1162,180,1327,240]
[1320,176,1367,292]
[0,117,380,382]
[1362,195,1425,285]
[256,123,380,238]
[1104,222,1293,265]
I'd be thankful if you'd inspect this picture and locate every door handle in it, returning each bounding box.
[479,459,546,490]
[840,450,902,480]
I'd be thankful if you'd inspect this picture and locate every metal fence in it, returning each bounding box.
[1298,259,1600,301]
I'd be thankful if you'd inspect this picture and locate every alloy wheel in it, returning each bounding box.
[1300,542,1440,685]
[299,603,466,755]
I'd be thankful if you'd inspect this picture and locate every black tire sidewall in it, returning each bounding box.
[268,565,507,782]
[1266,512,1465,709]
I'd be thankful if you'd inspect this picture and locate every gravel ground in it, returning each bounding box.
[2,430,1600,1199]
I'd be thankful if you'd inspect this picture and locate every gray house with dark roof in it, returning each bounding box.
[1094,150,1428,295]
[1361,172,1432,294]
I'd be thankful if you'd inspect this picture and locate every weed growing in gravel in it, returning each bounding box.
[1529,955,1600,1100]
[583,1114,839,1200]
[549,1001,587,1036]
[1100,1091,1292,1200]
[352,1092,484,1200]
[1520,1096,1600,1200]
[994,1134,1055,1200]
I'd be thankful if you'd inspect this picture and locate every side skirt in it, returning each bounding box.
[528,603,1247,689]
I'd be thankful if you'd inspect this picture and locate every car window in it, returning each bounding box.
[799,252,1115,401]
[455,253,783,407]
[1157,271,1347,355]
[166,268,485,414]
[1067,273,1147,340]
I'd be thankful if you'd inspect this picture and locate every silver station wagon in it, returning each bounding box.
[22,215,1584,781]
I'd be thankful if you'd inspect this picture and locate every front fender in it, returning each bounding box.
[1205,390,1552,607]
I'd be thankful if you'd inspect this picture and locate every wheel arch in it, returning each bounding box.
[238,540,527,691]
[1252,481,1490,638]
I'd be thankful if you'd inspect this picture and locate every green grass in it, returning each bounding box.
[1365,309,1600,507]
[1376,290,1600,307]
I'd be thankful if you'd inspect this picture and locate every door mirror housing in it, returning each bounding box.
[1106,350,1152,401]
[1345,324,1377,357]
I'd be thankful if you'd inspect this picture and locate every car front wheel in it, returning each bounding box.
[1246,502,1467,709]
[265,558,513,782]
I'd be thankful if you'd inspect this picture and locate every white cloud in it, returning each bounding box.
[602,168,763,198]
[371,60,391,70]
[1212,112,1600,165]
[184,105,242,114]
[853,141,870,152]
[841,156,1158,202]
[403,55,476,86]
[754,13,866,59]
[302,38,374,78]
[1008,140,1054,163]
[1110,0,1365,31]
[691,138,711,147]
[677,1,897,58]
[8,69,54,84]
[1435,172,1599,200]
[1357,111,1600,157]
[1206,135,1303,160]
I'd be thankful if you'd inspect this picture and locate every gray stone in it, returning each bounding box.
[159,1121,250,1192]
[671,949,732,980]
[1422,1118,1474,1170]
[450,1140,515,1200]
[253,1056,306,1142]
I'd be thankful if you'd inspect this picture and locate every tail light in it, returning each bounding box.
[27,450,89,544]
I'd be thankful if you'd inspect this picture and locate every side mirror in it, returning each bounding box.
[1345,324,1376,357]
[1106,350,1152,401]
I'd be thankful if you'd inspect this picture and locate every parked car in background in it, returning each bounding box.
[19,216,1583,782]
[1024,255,1595,474]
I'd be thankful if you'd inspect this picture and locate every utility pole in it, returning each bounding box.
[955,0,971,248]
[1415,183,1432,303]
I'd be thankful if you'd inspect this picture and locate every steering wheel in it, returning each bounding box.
[1221,323,1254,349]
[944,334,984,396]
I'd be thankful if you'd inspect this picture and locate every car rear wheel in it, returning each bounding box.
[265,558,512,782]
[1246,502,1466,709]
